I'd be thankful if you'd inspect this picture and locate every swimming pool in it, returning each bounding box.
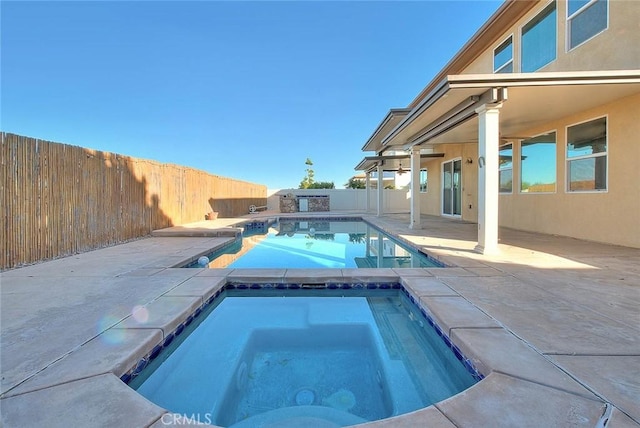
[129,287,481,427]
[185,218,443,269]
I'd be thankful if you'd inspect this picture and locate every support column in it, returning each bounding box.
[409,147,422,229]
[377,229,384,267]
[377,164,384,217]
[365,172,371,213]
[365,224,371,256]
[475,103,502,255]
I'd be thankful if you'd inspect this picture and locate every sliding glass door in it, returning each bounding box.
[442,159,462,216]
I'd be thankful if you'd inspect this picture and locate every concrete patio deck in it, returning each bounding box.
[1,212,638,427]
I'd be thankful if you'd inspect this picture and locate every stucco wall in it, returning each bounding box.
[416,92,639,248]
[497,92,640,248]
[428,0,640,248]
[366,1,639,247]
[464,0,640,74]
[418,144,479,222]
[267,189,411,213]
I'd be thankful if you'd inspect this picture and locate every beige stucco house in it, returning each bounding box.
[356,0,640,252]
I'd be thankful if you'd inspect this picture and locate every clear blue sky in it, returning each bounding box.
[2,1,502,189]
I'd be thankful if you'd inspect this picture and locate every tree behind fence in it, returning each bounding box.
[1,133,267,270]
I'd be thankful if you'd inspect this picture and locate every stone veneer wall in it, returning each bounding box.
[307,196,330,212]
[280,195,297,213]
[278,195,330,212]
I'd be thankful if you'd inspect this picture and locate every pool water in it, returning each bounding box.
[218,324,389,426]
[132,289,479,427]
[189,219,442,268]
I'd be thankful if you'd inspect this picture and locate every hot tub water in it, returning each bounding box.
[132,291,479,427]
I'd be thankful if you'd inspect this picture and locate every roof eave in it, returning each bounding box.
[361,108,412,153]
[383,70,640,149]
[407,0,538,109]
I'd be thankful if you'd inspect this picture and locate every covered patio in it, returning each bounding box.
[356,70,640,254]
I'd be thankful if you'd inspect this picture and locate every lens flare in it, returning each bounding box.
[96,315,126,345]
[132,305,150,323]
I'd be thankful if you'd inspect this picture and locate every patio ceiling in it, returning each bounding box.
[355,153,445,173]
[381,70,640,149]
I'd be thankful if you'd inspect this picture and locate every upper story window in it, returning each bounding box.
[520,132,557,193]
[499,143,513,193]
[567,117,607,191]
[494,36,513,73]
[419,169,428,193]
[567,0,608,50]
[521,1,557,72]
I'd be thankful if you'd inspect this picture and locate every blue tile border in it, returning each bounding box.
[243,221,268,230]
[283,216,364,222]
[121,282,484,385]
[400,286,484,382]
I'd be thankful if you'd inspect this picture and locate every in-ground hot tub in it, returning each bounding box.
[131,290,481,427]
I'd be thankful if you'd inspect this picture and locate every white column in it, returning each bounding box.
[409,147,422,229]
[365,172,371,212]
[377,230,384,267]
[475,103,502,255]
[377,164,384,217]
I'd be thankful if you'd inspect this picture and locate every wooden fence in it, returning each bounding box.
[1,133,267,270]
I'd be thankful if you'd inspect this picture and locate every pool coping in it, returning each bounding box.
[1,269,611,427]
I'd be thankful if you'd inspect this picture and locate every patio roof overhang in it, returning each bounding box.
[354,153,445,173]
[380,70,640,150]
[361,108,412,153]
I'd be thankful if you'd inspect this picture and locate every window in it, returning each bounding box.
[567,0,607,50]
[520,132,557,193]
[494,36,513,73]
[499,143,513,193]
[567,117,607,191]
[521,2,557,72]
[419,169,428,192]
